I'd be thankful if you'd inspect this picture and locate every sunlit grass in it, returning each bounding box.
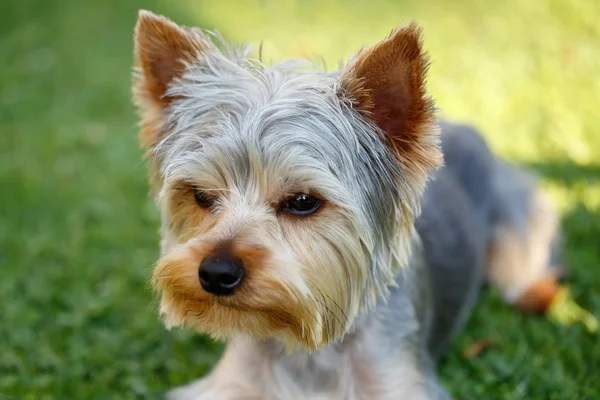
[188,0,600,163]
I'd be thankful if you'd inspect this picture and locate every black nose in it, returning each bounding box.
[198,256,244,296]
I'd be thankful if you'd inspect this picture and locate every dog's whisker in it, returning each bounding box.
[314,288,350,327]
[311,288,348,333]
[313,297,344,339]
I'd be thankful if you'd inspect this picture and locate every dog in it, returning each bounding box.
[132,10,564,399]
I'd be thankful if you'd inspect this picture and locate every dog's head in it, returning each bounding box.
[133,10,441,350]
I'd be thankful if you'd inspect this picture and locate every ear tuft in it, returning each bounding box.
[133,10,208,111]
[340,23,442,177]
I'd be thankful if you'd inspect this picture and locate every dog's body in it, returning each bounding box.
[131,11,563,399]
[165,122,563,400]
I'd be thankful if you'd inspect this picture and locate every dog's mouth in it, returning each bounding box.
[212,295,250,310]
[156,281,329,349]
[152,249,336,349]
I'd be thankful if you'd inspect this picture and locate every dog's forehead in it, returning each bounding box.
[156,57,403,215]
[172,66,351,145]
[161,66,375,183]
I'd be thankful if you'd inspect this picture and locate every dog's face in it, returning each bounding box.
[133,11,441,350]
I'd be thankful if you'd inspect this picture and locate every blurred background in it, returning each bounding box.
[2,0,599,398]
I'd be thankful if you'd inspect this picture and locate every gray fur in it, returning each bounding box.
[157,49,420,306]
[418,122,565,361]
[161,117,560,399]
[139,24,562,399]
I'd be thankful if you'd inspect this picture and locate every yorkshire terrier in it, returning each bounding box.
[132,10,565,399]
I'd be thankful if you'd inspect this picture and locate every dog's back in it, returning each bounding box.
[416,122,495,359]
[416,121,563,360]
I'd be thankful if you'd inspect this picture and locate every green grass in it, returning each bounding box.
[1,0,598,398]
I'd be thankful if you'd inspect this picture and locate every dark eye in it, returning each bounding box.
[194,190,214,209]
[282,194,321,216]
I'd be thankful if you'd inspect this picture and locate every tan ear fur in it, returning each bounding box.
[340,24,442,175]
[133,10,209,148]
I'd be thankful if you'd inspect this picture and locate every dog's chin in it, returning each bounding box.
[157,293,329,351]
[152,239,364,352]
[152,246,353,351]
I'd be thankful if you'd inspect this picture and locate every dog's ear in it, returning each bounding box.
[133,10,208,113]
[133,10,210,149]
[339,24,442,176]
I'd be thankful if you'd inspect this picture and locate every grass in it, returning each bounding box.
[1,0,598,398]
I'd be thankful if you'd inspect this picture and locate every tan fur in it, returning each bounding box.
[514,276,559,313]
[133,10,208,118]
[486,188,560,306]
[340,24,443,184]
[162,181,216,243]
[133,11,211,190]
[153,188,374,350]
[153,235,321,350]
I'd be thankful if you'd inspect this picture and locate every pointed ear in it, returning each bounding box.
[133,10,209,111]
[340,24,442,176]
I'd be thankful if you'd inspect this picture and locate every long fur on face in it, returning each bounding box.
[134,11,441,350]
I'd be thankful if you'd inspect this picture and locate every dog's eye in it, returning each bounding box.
[194,190,214,209]
[282,194,321,216]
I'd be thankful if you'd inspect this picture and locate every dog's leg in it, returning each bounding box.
[486,188,562,312]
[164,338,263,400]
